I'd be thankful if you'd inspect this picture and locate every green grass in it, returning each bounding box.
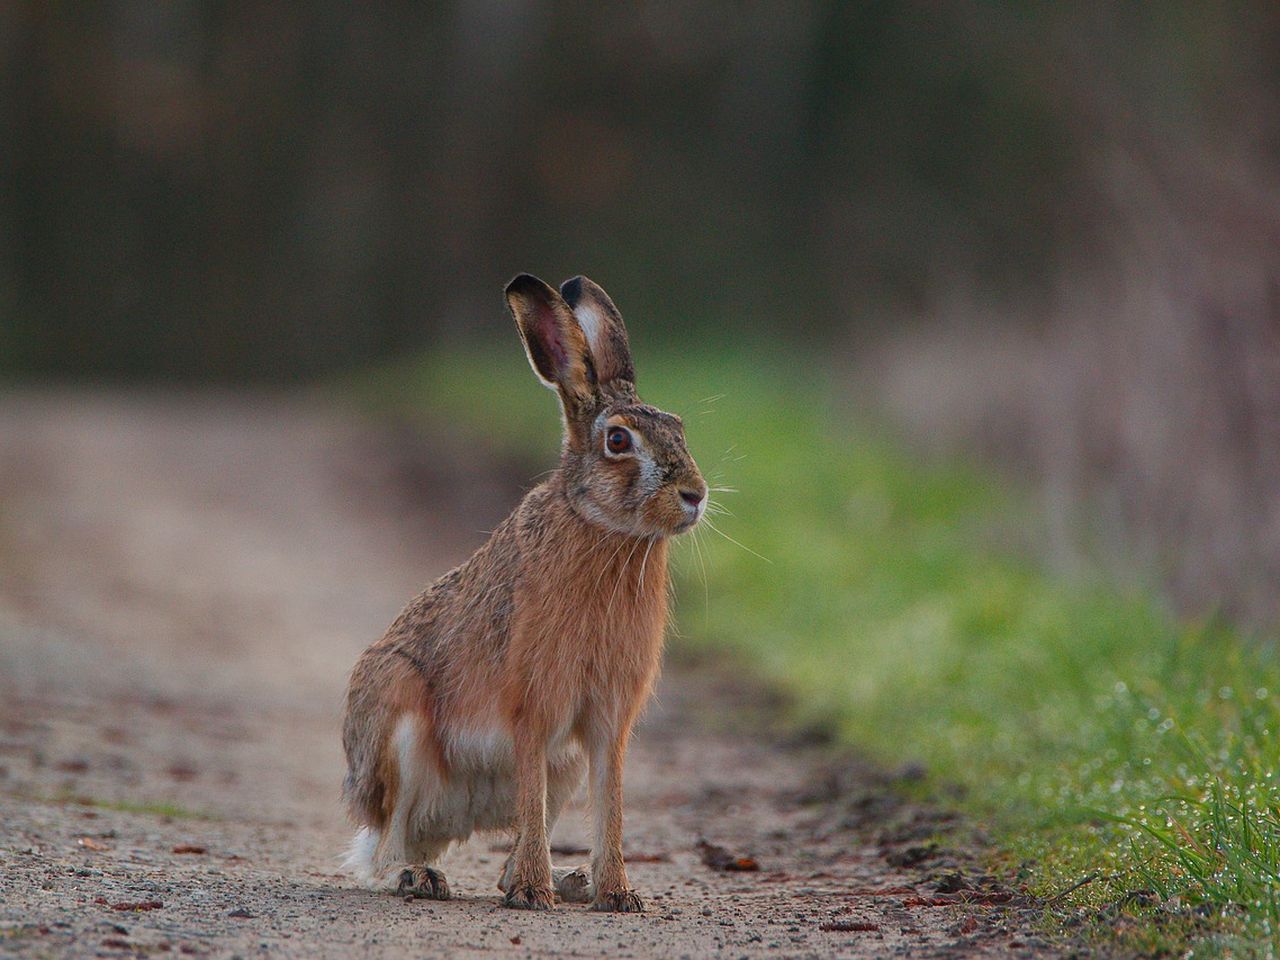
[52,793,217,821]
[352,341,1280,956]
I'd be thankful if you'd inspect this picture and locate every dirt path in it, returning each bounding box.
[0,391,1055,959]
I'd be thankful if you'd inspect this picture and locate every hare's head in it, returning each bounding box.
[506,274,706,538]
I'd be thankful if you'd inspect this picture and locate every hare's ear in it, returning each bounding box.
[506,273,597,416]
[560,276,635,390]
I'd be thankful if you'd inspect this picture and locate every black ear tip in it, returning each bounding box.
[559,276,584,307]
[506,273,549,298]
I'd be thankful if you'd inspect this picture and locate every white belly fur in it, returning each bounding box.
[347,712,586,887]
[402,713,582,843]
[411,717,514,838]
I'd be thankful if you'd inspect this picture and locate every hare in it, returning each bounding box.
[342,274,706,912]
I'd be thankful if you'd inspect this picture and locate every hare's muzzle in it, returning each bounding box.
[677,484,707,529]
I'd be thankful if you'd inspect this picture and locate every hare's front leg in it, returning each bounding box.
[498,751,590,902]
[503,726,555,910]
[588,728,644,912]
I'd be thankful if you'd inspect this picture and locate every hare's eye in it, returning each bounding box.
[606,427,632,455]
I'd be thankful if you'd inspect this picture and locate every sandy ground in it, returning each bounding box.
[0,391,1059,958]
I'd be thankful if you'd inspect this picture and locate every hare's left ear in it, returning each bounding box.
[506,274,598,436]
[560,276,635,391]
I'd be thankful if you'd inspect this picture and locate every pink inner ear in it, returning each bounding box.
[536,302,569,371]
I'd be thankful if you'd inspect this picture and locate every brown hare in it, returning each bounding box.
[342,274,706,912]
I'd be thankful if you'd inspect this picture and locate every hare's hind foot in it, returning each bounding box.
[554,866,592,903]
[592,888,644,913]
[396,866,451,901]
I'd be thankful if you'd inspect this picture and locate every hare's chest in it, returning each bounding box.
[508,539,669,725]
[573,605,668,728]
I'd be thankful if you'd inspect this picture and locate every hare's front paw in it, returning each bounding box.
[504,884,555,911]
[591,889,644,913]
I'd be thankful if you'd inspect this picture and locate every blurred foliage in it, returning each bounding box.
[4,2,1274,379]
[356,340,1280,955]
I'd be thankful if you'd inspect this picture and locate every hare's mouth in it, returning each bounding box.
[673,511,703,534]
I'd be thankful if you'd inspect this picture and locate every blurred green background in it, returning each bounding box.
[6,2,1280,952]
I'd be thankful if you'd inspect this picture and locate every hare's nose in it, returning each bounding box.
[679,488,705,508]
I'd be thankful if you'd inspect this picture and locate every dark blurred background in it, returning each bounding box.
[3,1,1279,622]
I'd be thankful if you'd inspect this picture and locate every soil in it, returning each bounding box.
[0,390,1061,958]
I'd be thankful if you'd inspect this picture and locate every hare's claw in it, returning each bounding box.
[397,866,451,900]
[504,883,555,910]
[592,888,644,913]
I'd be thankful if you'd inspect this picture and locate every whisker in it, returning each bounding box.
[692,524,709,622]
[592,531,633,593]
[638,538,657,590]
[605,536,645,620]
[702,517,772,564]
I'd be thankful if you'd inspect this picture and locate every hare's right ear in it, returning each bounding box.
[505,274,597,424]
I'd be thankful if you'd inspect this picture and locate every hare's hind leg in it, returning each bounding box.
[369,715,453,899]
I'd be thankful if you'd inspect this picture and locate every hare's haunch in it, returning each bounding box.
[342,274,706,912]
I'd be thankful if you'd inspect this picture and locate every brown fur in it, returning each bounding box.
[342,274,705,912]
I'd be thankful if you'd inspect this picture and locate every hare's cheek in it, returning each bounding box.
[607,459,647,507]
[635,453,663,498]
